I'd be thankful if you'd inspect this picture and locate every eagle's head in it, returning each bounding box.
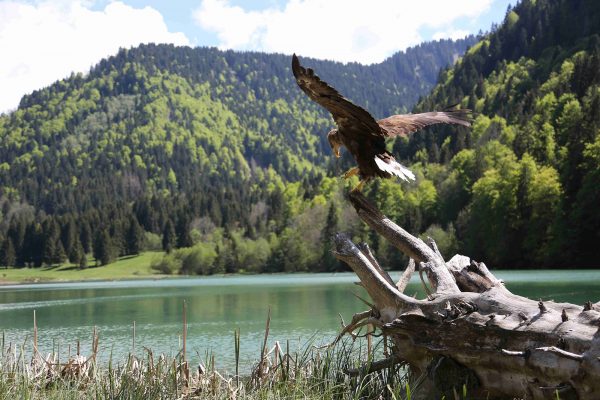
[327,129,342,158]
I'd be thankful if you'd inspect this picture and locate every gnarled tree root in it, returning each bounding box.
[333,191,600,400]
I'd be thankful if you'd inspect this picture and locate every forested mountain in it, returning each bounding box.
[0,37,475,271]
[3,0,599,273]
[408,0,600,267]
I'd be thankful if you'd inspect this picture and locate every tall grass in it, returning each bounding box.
[0,315,419,399]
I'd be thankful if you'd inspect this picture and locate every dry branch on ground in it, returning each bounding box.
[333,191,600,400]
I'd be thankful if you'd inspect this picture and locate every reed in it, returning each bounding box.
[0,309,423,400]
[234,327,241,388]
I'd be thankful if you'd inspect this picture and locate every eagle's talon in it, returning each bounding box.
[343,167,359,179]
[351,180,366,192]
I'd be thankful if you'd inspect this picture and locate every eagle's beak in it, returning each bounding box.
[334,144,341,158]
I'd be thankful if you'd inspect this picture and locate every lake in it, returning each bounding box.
[1,270,600,373]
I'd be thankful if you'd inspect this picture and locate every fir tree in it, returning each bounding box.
[69,242,83,265]
[125,215,144,255]
[1,238,16,268]
[42,219,66,266]
[321,202,341,272]
[22,222,43,267]
[79,252,88,270]
[79,221,93,254]
[94,229,116,266]
[175,214,193,249]
[61,217,81,263]
[7,218,26,266]
[162,220,176,254]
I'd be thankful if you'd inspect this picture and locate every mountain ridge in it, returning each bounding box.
[0,36,476,271]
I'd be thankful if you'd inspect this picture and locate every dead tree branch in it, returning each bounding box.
[333,190,600,400]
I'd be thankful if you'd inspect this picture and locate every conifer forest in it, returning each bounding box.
[1,0,599,274]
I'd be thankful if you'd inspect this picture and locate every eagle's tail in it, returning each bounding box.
[374,156,416,182]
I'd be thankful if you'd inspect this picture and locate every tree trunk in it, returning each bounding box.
[334,191,600,399]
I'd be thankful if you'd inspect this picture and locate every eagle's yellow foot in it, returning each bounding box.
[343,167,359,179]
[351,180,366,193]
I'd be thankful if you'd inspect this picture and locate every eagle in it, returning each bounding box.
[292,54,471,191]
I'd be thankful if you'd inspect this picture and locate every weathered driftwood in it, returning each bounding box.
[334,191,600,400]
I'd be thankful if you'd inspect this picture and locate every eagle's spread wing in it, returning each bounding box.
[377,108,472,138]
[292,54,381,136]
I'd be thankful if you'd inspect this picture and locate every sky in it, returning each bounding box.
[0,0,516,113]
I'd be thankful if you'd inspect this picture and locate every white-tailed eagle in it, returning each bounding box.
[292,54,471,191]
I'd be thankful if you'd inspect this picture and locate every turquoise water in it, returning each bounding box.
[1,271,599,372]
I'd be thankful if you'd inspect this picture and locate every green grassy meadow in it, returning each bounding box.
[0,251,166,284]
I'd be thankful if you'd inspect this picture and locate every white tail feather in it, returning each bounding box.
[374,156,416,181]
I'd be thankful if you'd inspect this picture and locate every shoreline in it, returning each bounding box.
[3,266,600,288]
[0,273,172,287]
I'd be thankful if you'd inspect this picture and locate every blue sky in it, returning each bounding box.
[0,0,516,112]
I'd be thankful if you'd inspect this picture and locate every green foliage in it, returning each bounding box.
[411,0,600,267]
[420,224,459,258]
[181,242,218,275]
[143,232,162,251]
[150,254,179,275]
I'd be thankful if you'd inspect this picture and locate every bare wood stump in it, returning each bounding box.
[333,191,600,399]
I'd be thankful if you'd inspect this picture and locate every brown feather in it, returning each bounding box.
[292,54,382,137]
[377,109,472,137]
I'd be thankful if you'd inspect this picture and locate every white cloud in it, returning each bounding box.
[0,0,190,113]
[194,0,492,65]
[433,29,472,41]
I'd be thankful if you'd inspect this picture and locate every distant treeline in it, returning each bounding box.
[0,38,473,272]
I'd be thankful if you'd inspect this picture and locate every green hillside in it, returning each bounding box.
[0,38,475,274]
[3,0,599,274]
[410,0,600,267]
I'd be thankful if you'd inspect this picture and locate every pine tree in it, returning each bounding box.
[42,219,66,266]
[7,218,26,266]
[93,229,116,266]
[321,202,341,272]
[162,220,176,254]
[1,238,16,268]
[54,241,66,265]
[175,214,192,249]
[268,187,285,232]
[69,242,83,265]
[79,221,93,254]
[78,252,88,270]
[222,225,238,273]
[110,219,126,257]
[125,215,144,255]
[22,222,43,267]
[61,216,81,263]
